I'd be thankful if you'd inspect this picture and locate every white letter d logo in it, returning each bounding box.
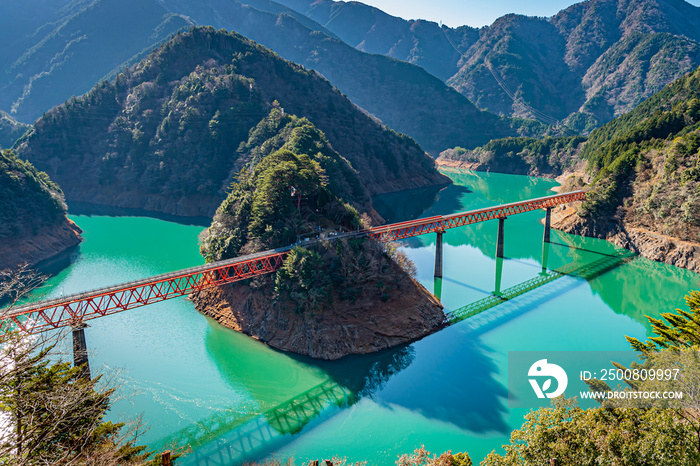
[528,359,568,399]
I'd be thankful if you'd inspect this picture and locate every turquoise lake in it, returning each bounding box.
[28,170,700,464]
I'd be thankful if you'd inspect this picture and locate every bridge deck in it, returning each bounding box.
[0,190,585,334]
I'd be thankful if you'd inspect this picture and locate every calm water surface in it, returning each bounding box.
[30,170,700,464]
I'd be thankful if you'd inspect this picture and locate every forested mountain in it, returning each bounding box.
[450,0,700,130]
[15,27,448,218]
[0,112,30,149]
[553,66,700,270]
[280,0,700,132]
[0,0,530,154]
[0,149,81,271]
[165,2,528,154]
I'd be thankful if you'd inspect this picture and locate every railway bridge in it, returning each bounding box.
[0,190,585,376]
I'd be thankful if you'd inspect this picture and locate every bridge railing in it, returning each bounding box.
[366,190,585,241]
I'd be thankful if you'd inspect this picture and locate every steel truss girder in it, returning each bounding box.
[1,251,288,335]
[367,190,585,242]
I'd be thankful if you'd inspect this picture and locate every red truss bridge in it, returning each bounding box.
[367,190,585,242]
[0,190,585,335]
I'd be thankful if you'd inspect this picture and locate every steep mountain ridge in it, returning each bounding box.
[153,1,527,153]
[0,111,30,149]
[15,28,448,218]
[274,0,479,81]
[0,0,195,123]
[281,0,700,131]
[449,0,700,128]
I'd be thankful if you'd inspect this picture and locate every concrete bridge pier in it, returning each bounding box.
[72,323,91,379]
[496,217,507,259]
[434,230,444,278]
[543,207,552,243]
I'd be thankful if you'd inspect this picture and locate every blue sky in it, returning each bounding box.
[358,0,700,28]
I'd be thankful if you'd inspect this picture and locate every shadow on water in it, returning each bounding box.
[68,201,211,226]
[161,338,419,465]
[369,329,511,435]
[160,378,354,466]
[286,333,511,435]
[448,249,637,334]
[286,344,417,398]
[173,325,511,464]
[373,184,470,224]
[34,244,82,277]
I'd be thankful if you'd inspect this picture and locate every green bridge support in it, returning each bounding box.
[541,241,551,274]
[496,217,507,259]
[543,207,552,243]
[434,230,444,278]
[72,323,90,379]
[433,277,443,301]
[494,257,504,296]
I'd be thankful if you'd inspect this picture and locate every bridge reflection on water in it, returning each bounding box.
[163,244,636,465]
[158,379,353,465]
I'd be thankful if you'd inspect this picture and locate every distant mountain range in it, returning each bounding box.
[278,0,700,131]
[0,0,533,154]
[14,27,448,218]
[3,0,699,152]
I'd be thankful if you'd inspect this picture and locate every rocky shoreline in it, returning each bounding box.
[552,203,700,274]
[435,156,574,178]
[192,269,445,361]
[0,218,83,273]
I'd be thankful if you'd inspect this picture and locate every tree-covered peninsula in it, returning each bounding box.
[0,149,81,272]
[194,110,444,360]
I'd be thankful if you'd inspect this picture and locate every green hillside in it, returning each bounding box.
[568,66,700,241]
[0,149,66,238]
[438,136,586,176]
[201,117,365,262]
[196,104,443,351]
[15,27,448,218]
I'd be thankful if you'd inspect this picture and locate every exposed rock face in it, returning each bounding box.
[552,203,700,273]
[0,218,82,272]
[192,269,445,360]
